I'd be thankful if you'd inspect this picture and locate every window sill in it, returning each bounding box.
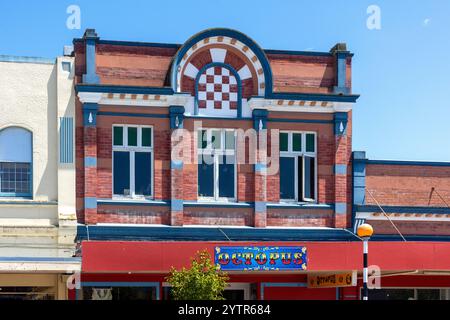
[0,194,32,199]
[267,202,333,210]
[98,198,169,206]
[184,201,253,208]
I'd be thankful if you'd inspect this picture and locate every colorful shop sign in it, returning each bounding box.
[308,271,357,288]
[215,246,307,271]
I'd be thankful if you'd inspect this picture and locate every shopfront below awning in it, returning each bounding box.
[81,241,450,274]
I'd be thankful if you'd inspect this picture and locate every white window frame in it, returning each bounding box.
[279,131,317,203]
[112,125,154,200]
[197,128,237,202]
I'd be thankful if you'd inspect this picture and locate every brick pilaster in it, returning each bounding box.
[169,106,185,226]
[253,109,268,228]
[83,103,98,225]
[334,112,349,228]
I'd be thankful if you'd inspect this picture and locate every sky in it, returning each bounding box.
[1,0,449,161]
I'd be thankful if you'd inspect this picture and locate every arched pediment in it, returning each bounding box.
[171,28,273,100]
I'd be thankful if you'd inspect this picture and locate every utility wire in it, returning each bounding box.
[217,227,231,241]
[366,189,407,242]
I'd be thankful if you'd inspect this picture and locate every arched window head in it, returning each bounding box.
[0,127,32,197]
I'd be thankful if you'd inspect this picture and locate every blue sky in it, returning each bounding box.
[1,0,449,161]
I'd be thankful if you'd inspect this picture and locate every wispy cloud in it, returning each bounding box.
[422,18,431,27]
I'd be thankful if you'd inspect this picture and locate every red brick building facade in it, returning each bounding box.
[73,28,450,301]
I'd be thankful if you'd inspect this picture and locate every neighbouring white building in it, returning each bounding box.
[0,53,79,300]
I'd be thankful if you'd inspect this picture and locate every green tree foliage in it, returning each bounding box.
[166,250,229,300]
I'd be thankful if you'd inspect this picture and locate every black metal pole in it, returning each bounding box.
[362,239,368,300]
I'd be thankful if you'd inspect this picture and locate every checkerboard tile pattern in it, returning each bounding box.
[197,66,238,110]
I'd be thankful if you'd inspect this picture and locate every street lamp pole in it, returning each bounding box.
[357,223,374,301]
[362,239,369,300]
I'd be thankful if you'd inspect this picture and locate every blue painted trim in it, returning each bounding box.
[171,160,183,170]
[352,151,367,229]
[84,157,97,167]
[83,103,98,126]
[170,28,273,97]
[95,199,337,211]
[0,55,54,64]
[262,282,307,287]
[334,112,348,136]
[185,115,252,121]
[254,201,267,213]
[355,205,450,214]
[59,117,74,164]
[253,109,268,131]
[268,118,333,124]
[97,111,169,119]
[0,192,32,198]
[76,38,341,57]
[97,199,170,207]
[367,160,450,167]
[333,51,350,94]
[266,92,359,103]
[183,201,254,208]
[260,282,307,300]
[334,164,347,175]
[76,84,175,95]
[75,289,80,301]
[0,256,81,262]
[82,34,100,84]
[255,163,267,172]
[76,225,450,242]
[194,62,242,117]
[76,225,359,242]
[267,203,334,210]
[335,202,347,214]
[0,200,57,205]
[169,105,185,129]
[171,199,183,212]
[85,197,97,209]
[80,282,160,300]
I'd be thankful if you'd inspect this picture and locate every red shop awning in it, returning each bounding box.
[81,241,450,273]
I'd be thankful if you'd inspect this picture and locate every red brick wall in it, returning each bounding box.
[74,41,345,94]
[267,54,336,94]
[97,205,170,225]
[267,209,334,227]
[96,44,178,87]
[183,207,254,226]
[365,164,450,207]
[75,109,352,227]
